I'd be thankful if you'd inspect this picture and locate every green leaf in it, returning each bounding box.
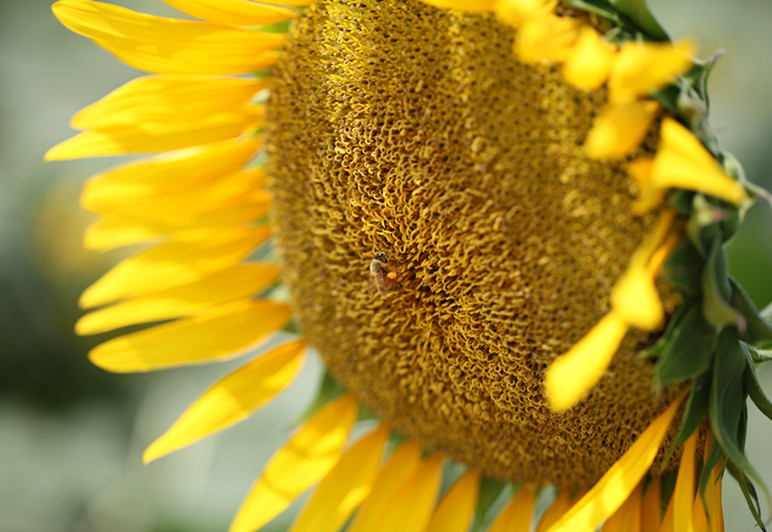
[702,238,743,330]
[731,279,772,345]
[608,0,668,40]
[654,304,716,389]
[698,438,724,500]
[743,345,772,422]
[663,240,704,295]
[664,373,710,467]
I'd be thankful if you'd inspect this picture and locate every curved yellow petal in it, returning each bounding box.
[78,138,262,195]
[692,495,709,532]
[673,432,698,532]
[163,0,297,26]
[651,118,748,206]
[544,313,628,412]
[348,440,423,532]
[608,40,695,104]
[76,263,279,335]
[420,0,496,13]
[562,26,616,90]
[536,491,571,532]
[376,454,444,532]
[488,485,536,532]
[495,0,556,28]
[628,157,667,215]
[289,425,390,532]
[46,107,262,159]
[80,226,270,307]
[424,469,480,532]
[640,477,662,532]
[515,14,580,64]
[144,340,307,463]
[51,0,286,75]
[707,465,724,532]
[584,101,659,160]
[89,299,291,372]
[545,395,685,532]
[603,483,642,532]
[229,395,359,532]
[611,265,664,331]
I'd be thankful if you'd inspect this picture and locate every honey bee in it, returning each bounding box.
[369,252,401,296]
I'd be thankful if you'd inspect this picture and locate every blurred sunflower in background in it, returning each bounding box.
[47,0,772,530]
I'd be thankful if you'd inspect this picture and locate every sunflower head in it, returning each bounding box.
[48,0,772,530]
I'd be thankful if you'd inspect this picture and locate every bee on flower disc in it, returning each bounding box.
[369,252,401,296]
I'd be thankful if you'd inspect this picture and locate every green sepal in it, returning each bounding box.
[743,345,772,422]
[471,477,509,532]
[709,330,771,521]
[663,240,704,296]
[663,372,710,468]
[562,0,626,29]
[727,461,767,531]
[640,303,689,360]
[607,0,668,40]
[731,279,772,345]
[683,53,722,110]
[654,304,716,389]
[702,237,743,330]
[698,438,724,501]
[748,346,772,364]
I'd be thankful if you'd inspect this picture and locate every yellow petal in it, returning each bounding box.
[144,340,306,463]
[348,441,423,532]
[692,495,709,532]
[610,264,664,331]
[488,485,536,532]
[651,118,748,206]
[229,395,359,532]
[608,40,695,104]
[289,425,390,532]
[78,138,262,196]
[80,226,270,307]
[76,263,279,335]
[419,0,496,13]
[659,493,675,532]
[51,0,286,75]
[562,26,617,90]
[515,14,580,63]
[584,101,659,160]
[545,394,685,532]
[163,0,297,26]
[494,0,556,27]
[424,469,481,532]
[707,465,724,532]
[603,483,642,532]
[544,313,628,412]
[376,454,444,532]
[628,157,667,215]
[536,491,572,532]
[46,108,262,159]
[673,432,698,532]
[640,477,662,532]
[89,299,291,372]
[71,76,269,130]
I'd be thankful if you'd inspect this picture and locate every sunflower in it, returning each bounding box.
[47,0,772,530]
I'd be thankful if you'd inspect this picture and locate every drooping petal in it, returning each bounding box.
[375,455,444,532]
[51,0,286,75]
[289,425,390,532]
[640,477,662,532]
[143,340,307,462]
[707,465,724,532]
[515,14,580,63]
[424,469,481,532]
[77,138,262,197]
[229,395,359,532]
[544,313,628,411]
[562,26,617,90]
[76,263,279,335]
[651,118,748,206]
[584,101,659,160]
[494,0,556,28]
[610,264,664,331]
[673,432,698,532]
[419,0,496,13]
[536,491,572,532]
[162,0,297,26]
[603,483,642,532]
[545,395,685,532]
[608,40,695,104]
[348,441,423,532]
[89,299,291,372]
[80,226,271,307]
[488,485,536,532]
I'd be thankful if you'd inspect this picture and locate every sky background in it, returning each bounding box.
[1,1,771,531]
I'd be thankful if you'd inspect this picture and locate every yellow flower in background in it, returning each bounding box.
[47,0,772,530]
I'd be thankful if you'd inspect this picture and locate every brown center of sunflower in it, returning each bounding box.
[266,0,681,489]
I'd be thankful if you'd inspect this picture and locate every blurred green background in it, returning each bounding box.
[1,1,771,531]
